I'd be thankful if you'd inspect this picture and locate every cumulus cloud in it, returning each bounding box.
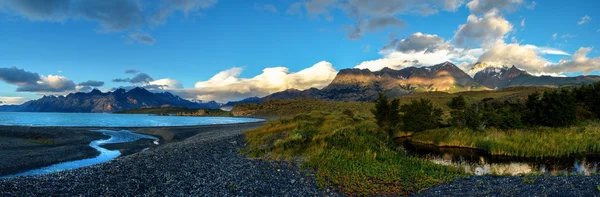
[0,96,30,105]
[148,78,183,90]
[578,15,591,25]
[454,10,513,46]
[466,0,523,14]
[0,67,76,92]
[173,61,338,102]
[476,40,548,73]
[395,32,447,53]
[16,74,76,92]
[78,80,105,87]
[355,32,483,71]
[0,67,41,85]
[289,0,466,39]
[546,47,600,74]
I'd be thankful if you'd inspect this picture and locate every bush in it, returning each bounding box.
[400,98,443,132]
[539,89,577,127]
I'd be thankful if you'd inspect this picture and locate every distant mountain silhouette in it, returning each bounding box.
[471,62,600,89]
[0,87,221,113]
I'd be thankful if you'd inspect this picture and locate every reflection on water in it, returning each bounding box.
[397,137,600,176]
[2,130,158,178]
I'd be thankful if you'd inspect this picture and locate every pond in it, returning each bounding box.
[0,112,263,127]
[397,137,600,176]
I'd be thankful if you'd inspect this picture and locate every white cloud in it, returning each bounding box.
[466,0,523,14]
[454,10,513,46]
[552,33,557,40]
[355,33,482,71]
[578,15,591,25]
[523,45,570,56]
[149,78,183,90]
[546,47,600,74]
[520,18,525,27]
[177,61,337,102]
[0,96,30,105]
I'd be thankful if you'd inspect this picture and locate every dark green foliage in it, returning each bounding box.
[449,96,468,127]
[372,93,402,139]
[388,98,401,137]
[539,89,577,127]
[400,99,443,132]
[453,98,524,131]
[449,95,467,110]
[573,82,600,119]
[388,99,401,125]
[523,92,542,126]
[373,93,390,128]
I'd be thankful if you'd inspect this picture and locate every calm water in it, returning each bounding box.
[398,138,600,176]
[0,112,263,127]
[2,130,159,178]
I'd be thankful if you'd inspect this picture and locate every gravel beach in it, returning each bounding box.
[0,126,106,176]
[0,122,340,196]
[5,123,600,196]
[415,175,600,196]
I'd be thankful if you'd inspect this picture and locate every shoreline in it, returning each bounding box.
[0,121,266,177]
[0,121,340,196]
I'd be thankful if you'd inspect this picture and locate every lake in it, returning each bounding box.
[0,112,263,127]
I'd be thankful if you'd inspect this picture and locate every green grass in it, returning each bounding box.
[232,86,550,119]
[233,98,374,118]
[411,121,600,157]
[244,112,464,195]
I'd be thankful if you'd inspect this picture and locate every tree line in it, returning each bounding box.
[373,82,600,137]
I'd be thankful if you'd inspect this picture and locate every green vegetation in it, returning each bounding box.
[114,107,231,116]
[233,98,374,117]
[244,112,464,195]
[411,122,600,157]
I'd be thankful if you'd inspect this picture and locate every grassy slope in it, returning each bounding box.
[233,86,550,118]
[244,112,464,195]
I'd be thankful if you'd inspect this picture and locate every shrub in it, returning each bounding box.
[400,98,443,132]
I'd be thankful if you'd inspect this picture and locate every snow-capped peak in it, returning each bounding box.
[468,62,509,76]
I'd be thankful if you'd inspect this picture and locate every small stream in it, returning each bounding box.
[2,130,158,178]
[397,137,600,176]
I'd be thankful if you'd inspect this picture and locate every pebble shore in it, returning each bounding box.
[0,122,340,196]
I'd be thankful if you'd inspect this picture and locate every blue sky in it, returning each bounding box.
[0,0,599,103]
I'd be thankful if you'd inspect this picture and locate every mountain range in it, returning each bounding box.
[2,62,599,113]
[263,61,600,101]
[0,88,221,113]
